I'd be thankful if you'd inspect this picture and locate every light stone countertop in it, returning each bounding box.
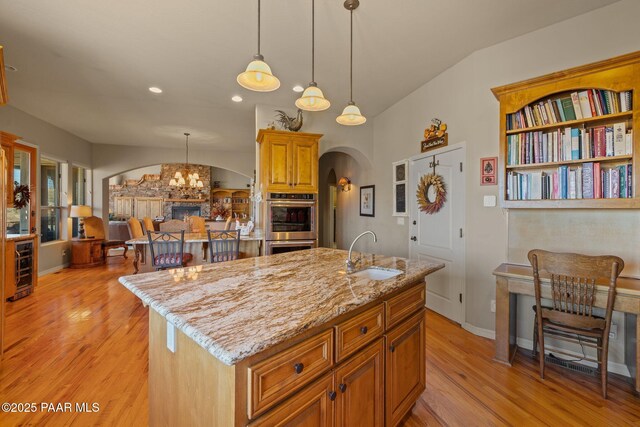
[119,247,444,365]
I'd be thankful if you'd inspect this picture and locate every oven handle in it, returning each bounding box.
[267,200,316,206]
[268,240,316,246]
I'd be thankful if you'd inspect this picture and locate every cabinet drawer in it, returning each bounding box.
[385,284,425,330]
[248,329,334,419]
[335,303,384,362]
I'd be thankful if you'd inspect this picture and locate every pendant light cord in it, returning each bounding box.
[350,9,353,102]
[311,0,315,83]
[257,0,261,55]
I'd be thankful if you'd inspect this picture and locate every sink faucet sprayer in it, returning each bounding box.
[346,231,377,273]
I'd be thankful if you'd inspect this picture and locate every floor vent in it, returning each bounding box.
[545,353,598,377]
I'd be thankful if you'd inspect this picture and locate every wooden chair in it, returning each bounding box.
[127,217,144,239]
[189,216,206,233]
[142,217,155,233]
[207,230,240,263]
[147,231,193,270]
[159,219,188,232]
[528,249,624,399]
[84,216,128,261]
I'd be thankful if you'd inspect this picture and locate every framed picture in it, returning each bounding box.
[392,160,408,216]
[480,157,497,186]
[360,185,375,217]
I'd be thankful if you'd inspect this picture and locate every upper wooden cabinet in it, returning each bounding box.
[0,45,8,105]
[492,51,640,209]
[257,129,322,193]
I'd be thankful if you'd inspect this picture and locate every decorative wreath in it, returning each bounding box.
[13,182,31,210]
[416,173,446,214]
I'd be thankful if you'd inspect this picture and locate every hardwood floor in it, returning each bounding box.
[1,259,639,426]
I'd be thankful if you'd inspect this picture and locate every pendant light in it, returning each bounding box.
[337,0,366,126]
[237,0,280,92]
[295,0,331,111]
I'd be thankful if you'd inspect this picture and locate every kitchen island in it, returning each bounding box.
[119,248,443,426]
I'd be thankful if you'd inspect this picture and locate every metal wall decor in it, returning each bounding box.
[421,118,448,153]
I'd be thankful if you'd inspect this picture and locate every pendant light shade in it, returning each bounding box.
[337,0,366,126]
[296,0,330,111]
[237,0,280,92]
[296,83,331,111]
[337,102,366,125]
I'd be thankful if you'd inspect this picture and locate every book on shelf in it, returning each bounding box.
[506,90,633,130]
[506,126,633,166]
[506,161,632,201]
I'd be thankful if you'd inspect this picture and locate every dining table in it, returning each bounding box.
[126,231,263,274]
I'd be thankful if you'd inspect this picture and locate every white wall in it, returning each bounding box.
[0,105,93,273]
[321,0,640,368]
[211,166,250,189]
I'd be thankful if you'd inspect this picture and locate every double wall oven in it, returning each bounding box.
[264,193,317,255]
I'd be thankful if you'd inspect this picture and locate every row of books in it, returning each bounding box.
[507,162,632,200]
[506,124,633,165]
[506,90,633,130]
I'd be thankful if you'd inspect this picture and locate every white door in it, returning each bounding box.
[409,145,465,324]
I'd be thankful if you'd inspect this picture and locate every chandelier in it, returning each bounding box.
[169,132,204,197]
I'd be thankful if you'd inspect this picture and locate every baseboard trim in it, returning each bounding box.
[516,337,631,378]
[38,263,69,277]
[462,323,495,340]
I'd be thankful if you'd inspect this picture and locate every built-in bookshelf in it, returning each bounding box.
[211,188,251,217]
[492,51,640,208]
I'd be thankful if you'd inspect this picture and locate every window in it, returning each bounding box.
[41,158,62,243]
[71,166,87,238]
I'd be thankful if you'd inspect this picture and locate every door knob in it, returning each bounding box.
[360,326,368,335]
[293,363,304,374]
[410,236,417,241]
[328,391,337,401]
[339,383,347,393]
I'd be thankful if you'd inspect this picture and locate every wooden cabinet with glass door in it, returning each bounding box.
[257,129,321,193]
[491,51,640,208]
[211,189,251,218]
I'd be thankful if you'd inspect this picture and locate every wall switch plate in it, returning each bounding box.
[397,217,405,225]
[610,323,617,340]
[167,320,176,352]
[483,195,497,207]
[490,299,496,313]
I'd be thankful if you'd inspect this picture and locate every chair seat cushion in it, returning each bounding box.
[154,253,193,267]
[211,253,239,263]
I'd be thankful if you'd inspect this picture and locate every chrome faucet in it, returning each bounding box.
[346,231,378,273]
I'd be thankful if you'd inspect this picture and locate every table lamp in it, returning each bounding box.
[70,205,92,239]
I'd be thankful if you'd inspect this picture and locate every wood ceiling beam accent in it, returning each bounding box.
[0,46,7,105]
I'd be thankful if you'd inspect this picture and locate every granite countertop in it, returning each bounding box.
[126,231,263,244]
[119,247,444,365]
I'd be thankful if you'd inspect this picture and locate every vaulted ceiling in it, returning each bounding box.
[0,0,619,149]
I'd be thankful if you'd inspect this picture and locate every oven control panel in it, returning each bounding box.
[268,193,315,200]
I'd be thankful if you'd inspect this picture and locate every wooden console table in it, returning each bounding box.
[71,238,105,268]
[493,263,640,393]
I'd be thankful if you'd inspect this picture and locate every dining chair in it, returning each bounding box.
[528,249,624,399]
[207,230,240,263]
[159,219,188,232]
[147,231,193,270]
[84,216,128,261]
[142,217,155,233]
[189,216,206,233]
[127,217,144,239]
[224,216,233,231]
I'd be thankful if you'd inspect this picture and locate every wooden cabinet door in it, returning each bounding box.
[291,138,318,192]
[265,136,293,192]
[334,339,384,427]
[148,198,163,218]
[250,373,335,427]
[385,310,425,427]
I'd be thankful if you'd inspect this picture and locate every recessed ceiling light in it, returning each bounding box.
[4,64,17,72]
[232,95,243,102]
[148,87,163,94]
[293,85,304,93]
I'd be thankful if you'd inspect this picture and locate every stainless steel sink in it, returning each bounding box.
[350,267,402,281]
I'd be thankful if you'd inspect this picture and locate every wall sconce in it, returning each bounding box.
[338,177,351,192]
